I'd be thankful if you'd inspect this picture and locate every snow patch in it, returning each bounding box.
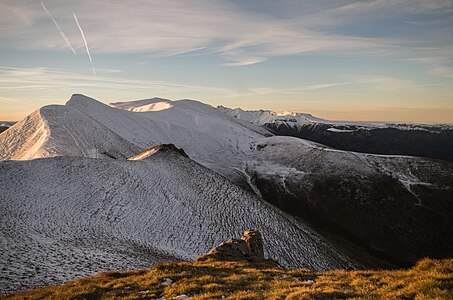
[326,128,355,133]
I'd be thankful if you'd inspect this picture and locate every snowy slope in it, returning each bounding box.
[0,103,141,160]
[0,150,358,292]
[0,95,269,184]
[218,106,328,128]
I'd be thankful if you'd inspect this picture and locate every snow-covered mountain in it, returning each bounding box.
[0,146,357,292]
[218,106,453,131]
[217,106,328,128]
[1,94,453,292]
[218,106,453,162]
[0,95,269,185]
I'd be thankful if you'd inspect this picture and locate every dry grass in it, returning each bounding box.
[3,258,452,300]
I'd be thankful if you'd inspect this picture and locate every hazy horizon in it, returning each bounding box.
[1,0,453,122]
[2,94,453,125]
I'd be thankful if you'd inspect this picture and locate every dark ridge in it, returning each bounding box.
[265,123,453,162]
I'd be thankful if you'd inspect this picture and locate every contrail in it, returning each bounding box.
[72,10,96,77]
[41,1,77,55]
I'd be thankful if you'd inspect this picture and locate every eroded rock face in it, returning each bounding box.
[197,229,265,262]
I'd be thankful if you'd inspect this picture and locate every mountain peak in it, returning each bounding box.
[66,94,111,112]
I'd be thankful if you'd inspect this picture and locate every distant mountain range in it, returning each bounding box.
[1,95,452,292]
[219,106,453,162]
[0,121,15,134]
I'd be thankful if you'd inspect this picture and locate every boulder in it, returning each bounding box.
[196,229,265,262]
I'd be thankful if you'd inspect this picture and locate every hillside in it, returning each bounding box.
[219,106,453,162]
[1,94,452,281]
[4,231,452,300]
[0,147,357,293]
[0,95,269,185]
[247,136,453,265]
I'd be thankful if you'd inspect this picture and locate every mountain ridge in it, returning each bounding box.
[0,149,358,292]
[1,94,452,292]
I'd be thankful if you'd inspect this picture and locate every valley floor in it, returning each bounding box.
[4,258,452,300]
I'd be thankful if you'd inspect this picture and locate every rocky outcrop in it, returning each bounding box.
[128,144,189,160]
[196,229,265,262]
[240,229,264,258]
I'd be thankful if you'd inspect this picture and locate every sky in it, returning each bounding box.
[1,0,453,123]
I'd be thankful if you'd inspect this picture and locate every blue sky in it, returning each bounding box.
[1,0,452,122]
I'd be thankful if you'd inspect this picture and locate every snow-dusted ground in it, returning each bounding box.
[0,151,357,292]
[246,135,451,197]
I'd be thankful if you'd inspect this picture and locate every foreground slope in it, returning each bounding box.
[6,230,452,300]
[0,148,357,292]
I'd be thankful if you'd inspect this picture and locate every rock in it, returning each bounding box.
[302,279,314,286]
[161,278,173,286]
[196,229,266,262]
[241,229,264,259]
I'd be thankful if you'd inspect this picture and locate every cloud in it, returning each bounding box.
[72,10,96,76]
[40,0,77,55]
[0,66,354,101]
[0,66,233,95]
[430,66,453,78]
[1,0,451,66]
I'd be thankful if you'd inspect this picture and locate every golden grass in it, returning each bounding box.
[3,258,452,300]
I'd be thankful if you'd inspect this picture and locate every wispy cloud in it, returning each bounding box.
[1,1,452,66]
[72,10,95,77]
[40,0,77,55]
[0,96,18,103]
[0,66,232,95]
[430,66,453,78]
